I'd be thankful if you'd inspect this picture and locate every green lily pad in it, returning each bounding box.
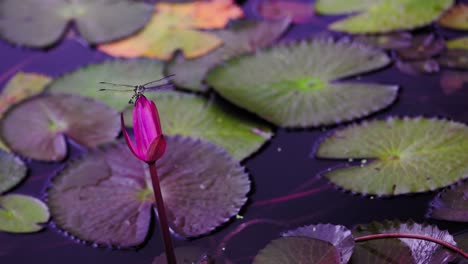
[282,224,355,264]
[47,136,250,246]
[328,0,454,34]
[0,194,50,233]
[315,0,381,15]
[166,19,289,92]
[124,91,272,160]
[153,247,212,264]
[0,0,152,47]
[253,236,340,264]
[47,59,166,111]
[316,117,468,196]
[446,37,468,50]
[428,181,468,222]
[0,150,27,194]
[353,221,457,264]
[0,94,120,161]
[206,38,397,128]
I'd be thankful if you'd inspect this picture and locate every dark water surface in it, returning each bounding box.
[1,0,467,263]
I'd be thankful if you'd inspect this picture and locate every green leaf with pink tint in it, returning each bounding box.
[0,150,27,194]
[0,194,49,233]
[0,94,120,161]
[47,136,249,247]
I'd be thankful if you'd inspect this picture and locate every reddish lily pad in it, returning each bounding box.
[153,247,212,264]
[440,71,468,95]
[0,72,51,118]
[0,194,50,233]
[396,34,445,61]
[438,49,468,70]
[47,59,166,111]
[0,0,153,47]
[166,19,290,92]
[353,221,457,264]
[253,236,340,264]
[353,32,412,50]
[0,94,120,161]
[125,91,272,161]
[428,181,468,222]
[316,118,468,196]
[283,224,355,264]
[0,150,27,194]
[47,136,249,246]
[439,4,468,30]
[206,38,396,128]
[257,0,315,23]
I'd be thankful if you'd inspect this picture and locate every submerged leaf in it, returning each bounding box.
[47,137,249,246]
[206,38,396,128]
[125,91,272,161]
[0,150,27,194]
[395,34,445,61]
[283,224,355,264]
[396,59,440,75]
[316,117,468,195]
[353,32,412,50]
[353,221,456,264]
[0,72,51,118]
[439,4,468,30]
[440,70,468,95]
[0,94,120,161]
[258,0,315,23]
[438,49,468,70]
[328,0,454,34]
[98,0,243,60]
[153,247,211,264]
[428,181,468,222]
[0,194,49,233]
[0,0,152,47]
[253,237,340,264]
[167,19,289,92]
[47,59,166,111]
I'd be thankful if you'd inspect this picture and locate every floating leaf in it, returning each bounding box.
[47,59,165,111]
[47,137,249,246]
[0,72,51,118]
[206,38,397,128]
[438,49,468,70]
[283,224,355,264]
[0,0,152,47]
[153,247,212,264]
[0,150,27,194]
[0,194,49,233]
[328,0,453,34]
[354,221,457,264]
[440,71,468,95]
[316,117,468,195]
[98,0,243,60]
[353,32,412,50]
[124,91,272,160]
[0,94,120,161]
[396,59,440,75]
[352,222,415,264]
[258,0,315,23]
[253,237,340,264]
[167,19,290,92]
[439,4,468,30]
[428,181,468,222]
[315,0,380,15]
[446,37,468,50]
[396,34,445,61]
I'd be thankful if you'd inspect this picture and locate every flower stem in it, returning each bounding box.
[148,162,177,264]
[355,233,468,259]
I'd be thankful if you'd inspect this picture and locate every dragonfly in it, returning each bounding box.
[99,74,175,104]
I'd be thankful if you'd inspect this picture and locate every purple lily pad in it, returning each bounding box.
[257,0,315,24]
[47,136,249,247]
[0,94,120,161]
[396,34,445,61]
[438,49,468,70]
[396,59,440,75]
[153,247,213,264]
[253,236,341,264]
[282,224,355,264]
[0,150,27,194]
[428,180,468,222]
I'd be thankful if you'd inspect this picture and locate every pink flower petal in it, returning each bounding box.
[121,113,145,161]
[146,135,167,162]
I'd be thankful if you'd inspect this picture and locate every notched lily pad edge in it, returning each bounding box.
[426,178,468,222]
[312,115,468,198]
